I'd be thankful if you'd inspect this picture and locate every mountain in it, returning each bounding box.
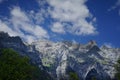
[0,31,41,66]
[0,31,120,80]
[32,40,120,80]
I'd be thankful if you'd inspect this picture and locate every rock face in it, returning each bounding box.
[0,32,120,80]
[0,32,41,66]
[32,40,120,80]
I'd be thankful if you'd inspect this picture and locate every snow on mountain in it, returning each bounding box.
[0,31,120,80]
[32,40,120,80]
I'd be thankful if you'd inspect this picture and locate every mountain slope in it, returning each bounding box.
[32,40,120,80]
[0,32,120,80]
[0,31,54,80]
[0,31,41,66]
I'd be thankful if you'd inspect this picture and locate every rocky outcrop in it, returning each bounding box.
[0,32,120,80]
[0,32,41,66]
[32,40,120,80]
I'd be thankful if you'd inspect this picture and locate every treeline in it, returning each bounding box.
[0,48,120,80]
[0,48,52,80]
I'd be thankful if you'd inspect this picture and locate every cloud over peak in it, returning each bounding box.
[0,6,49,43]
[0,0,98,43]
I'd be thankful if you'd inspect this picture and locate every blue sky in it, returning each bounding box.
[0,0,120,47]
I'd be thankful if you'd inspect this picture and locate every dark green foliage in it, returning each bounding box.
[115,59,120,80]
[91,76,97,80]
[69,72,79,80]
[32,66,53,80]
[0,48,52,80]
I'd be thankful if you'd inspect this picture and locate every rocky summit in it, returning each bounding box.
[0,32,120,80]
[32,40,120,80]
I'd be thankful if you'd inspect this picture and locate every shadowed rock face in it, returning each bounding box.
[32,40,120,80]
[0,32,42,66]
[85,68,111,80]
[85,69,99,80]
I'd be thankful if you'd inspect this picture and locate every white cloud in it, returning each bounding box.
[46,0,97,35]
[51,22,65,34]
[29,9,48,25]
[1,0,98,43]
[108,0,120,13]
[0,6,49,43]
[116,0,120,6]
[0,20,22,36]
[11,7,29,22]
[33,25,49,38]
[0,0,3,3]
[119,9,120,15]
[70,19,97,35]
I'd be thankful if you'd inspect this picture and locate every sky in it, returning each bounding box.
[0,0,120,47]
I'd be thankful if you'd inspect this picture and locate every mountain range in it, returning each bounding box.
[0,31,120,80]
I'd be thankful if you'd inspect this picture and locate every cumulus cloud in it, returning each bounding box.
[46,0,97,35]
[0,20,20,36]
[29,8,49,25]
[0,6,49,43]
[0,0,98,43]
[51,22,65,34]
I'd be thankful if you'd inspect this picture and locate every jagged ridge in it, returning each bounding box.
[0,32,120,80]
[32,40,120,80]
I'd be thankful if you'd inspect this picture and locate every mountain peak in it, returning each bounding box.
[0,32,120,80]
[88,40,97,46]
[0,31,9,38]
[83,40,97,50]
